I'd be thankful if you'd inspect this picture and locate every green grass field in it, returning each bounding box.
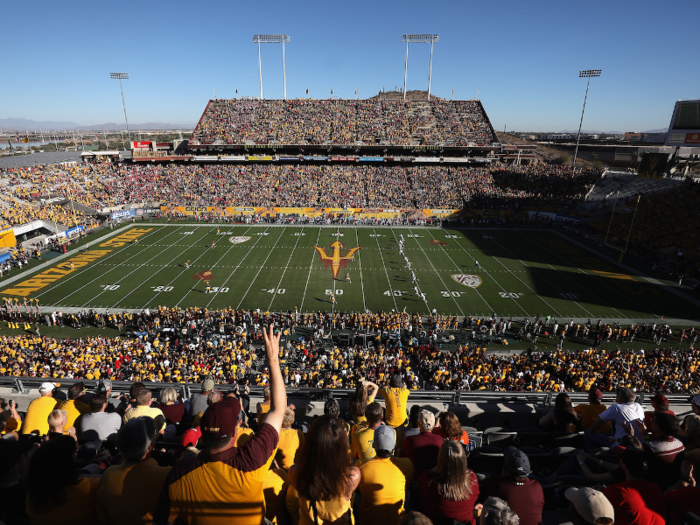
[2,224,698,322]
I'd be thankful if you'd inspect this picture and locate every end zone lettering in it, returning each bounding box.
[2,250,112,297]
[100,228,153,248]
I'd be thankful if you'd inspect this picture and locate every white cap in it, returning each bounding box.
[39,382,56,393]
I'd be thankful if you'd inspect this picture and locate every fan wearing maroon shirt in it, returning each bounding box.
[400,409,444,477]
[601,449,666,525]
[478,447,544,525]
[665,460,700,525]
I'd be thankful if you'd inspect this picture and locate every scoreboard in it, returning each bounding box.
[665,99,700,146]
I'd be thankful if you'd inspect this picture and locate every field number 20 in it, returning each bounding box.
[499,292,523,299]
[559,293,579,299]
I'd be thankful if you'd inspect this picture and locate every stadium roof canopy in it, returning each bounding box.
[0,151,82,169]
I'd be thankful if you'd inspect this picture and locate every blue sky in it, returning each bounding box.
[1,0,697,131]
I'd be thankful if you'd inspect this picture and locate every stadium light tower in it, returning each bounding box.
[253,34,290,100]
[401,34,439,101]
[109,73,131,146]
[572,69,602,167]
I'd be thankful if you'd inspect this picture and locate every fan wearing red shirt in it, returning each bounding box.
[643,393,676,429]
[602,449,666,525]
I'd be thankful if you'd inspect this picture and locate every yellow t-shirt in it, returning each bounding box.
[379,387,410,428]
[352,426,378,461]
[96,458,171,525]
[21,396,57,435]
[53,399,90,433]
[276,428,305,470]
[27,476,100,525]
[358,457,414,525]
[264,468,290,525]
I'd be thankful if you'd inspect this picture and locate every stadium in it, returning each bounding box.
[2,84,700,523]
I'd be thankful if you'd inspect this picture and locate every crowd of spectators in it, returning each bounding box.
[1,306,698,394]
[0,157,600,230]
[588,177,700,282]
[191,99,497,146]
[1,327,698,525]
[97,163,599,211]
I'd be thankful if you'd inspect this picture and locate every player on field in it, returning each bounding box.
[475,260,481,269]
[185,260,190,269]
[330,292,337,304]
[211,240,216,248]
[205,282,212,294]
[217,227,220,235]
[345,273,351,283]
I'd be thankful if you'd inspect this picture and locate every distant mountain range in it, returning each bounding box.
[556,128,667,134]
[0,118,194,131]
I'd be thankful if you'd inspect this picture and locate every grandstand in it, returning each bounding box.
[188,96,498,149]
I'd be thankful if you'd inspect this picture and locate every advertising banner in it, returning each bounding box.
[423,209,460,217]
[278,156,301,161]
[555,215,580,224]
[110,209,135,220]
[414,157,441,163]
[303,156,328,161]
[132,141,152,149]
[528,211,557,221]
[247,156,276,161]
[359,156,383,162]
[330,156,357,162]
[219,155,246,162]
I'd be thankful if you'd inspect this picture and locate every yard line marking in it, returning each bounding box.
[110,227,211,308]
[47,226,181,306]
[33,225,168,300]
[268,227,304,311]
[408,228,463,315]
[436,230,517,316]
[505,231,636,318]
[143,228,234,307]
[466,232,562,317]
[354,227,367,312]
[499,231,599,318]
[175,226,254,307]
[236,227,287,310]
[372,228,398,311]
[300,228,322,312]
[206,227,271,308]
[389,228,429,314]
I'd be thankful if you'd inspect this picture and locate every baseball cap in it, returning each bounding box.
[565,487,614,525]
[504,446,531,477]
[202,379,215,392]
[97,379,112,393]
[692,395,700,407]
[200,396,241,443]
[589,387,604,399]
[181,427,202,448]
[39,382,56,394]
[373,425,396,452]
[651,393,668,407]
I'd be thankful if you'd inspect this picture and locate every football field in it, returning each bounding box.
[3,224,698,322]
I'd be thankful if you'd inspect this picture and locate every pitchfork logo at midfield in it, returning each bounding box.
[451,274,482,288]
[313,241,362,279]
